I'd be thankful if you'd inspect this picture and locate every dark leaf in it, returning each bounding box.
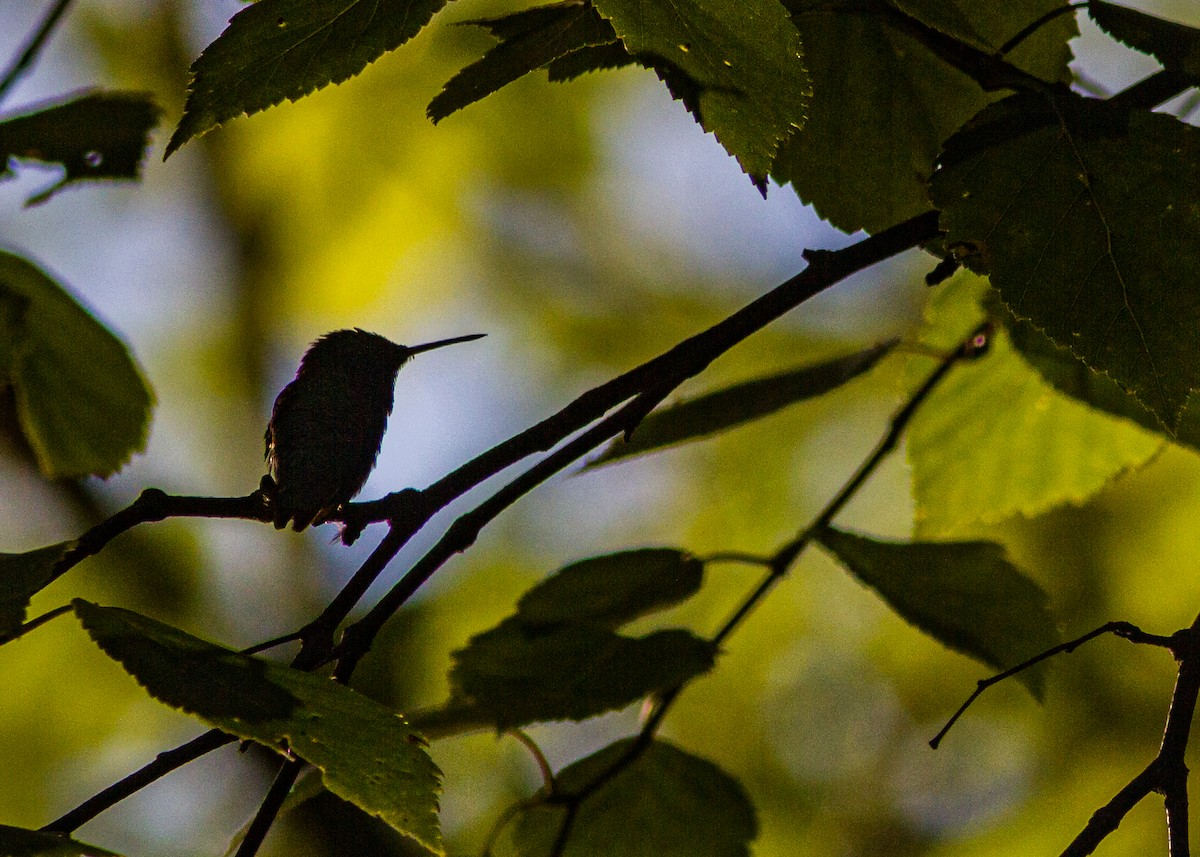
[0,542,72,640]
[75,601,443,855]
[773,0,1074,233]
[0,251,154,478]
[816,527,1059,697]
[0,91,160,204]
[547,41,637,82]
[592,339,897,465]
[513,739,756,857]
[1089,0,1200,76]
[591,0,809,181]
[449,622,715,730]
[515,548,704,629]
[932,91,1200,428]
[1004,306,1200,453]
[0,825,122,857]
[429,1,618,121]
[167,0,448,155]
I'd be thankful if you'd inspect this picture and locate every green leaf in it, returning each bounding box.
[511,739,756,857]
[0,542,73,639]
[167,0,448,156]
[0,91,160,205]
[1005,308,1200,454]
[0,825,122,857]
[74,601,443,855]
[773,0,1074,233]
[450,622,714,730]
[591,339,897,465]
[1089,0,1200,77]
[0,251,154,478]
[591,0,809,182]
[816,527,1059,697]
[515,549,704,628]
[816,523,1060,696]
[429,2,620,121]
[931,91,1200,428]
[908,273,1161,535]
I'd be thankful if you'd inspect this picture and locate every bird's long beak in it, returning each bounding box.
[407,333,486,355]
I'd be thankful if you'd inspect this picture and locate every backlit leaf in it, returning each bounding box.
[908,273,1161,535]
[167,0,448,155]
[592,340,897,465]
[931,91,1200,427]
[774,0,1074,233]
[515,548,704,628]
[591,0,809,182]
[0,251,154,478]
[512,739,756,857]
[75,601,443,855]
[429,2,619,121]
[0,91,160,204]
[816,527,1059,697]
[1089,0,1200,76]
[449,622,715,730]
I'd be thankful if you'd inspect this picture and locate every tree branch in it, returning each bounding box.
[1059,612,1200,856]
[537,324,988,855]
[0,0,74,103]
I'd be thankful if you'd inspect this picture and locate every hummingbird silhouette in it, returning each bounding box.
[265,329,485,531]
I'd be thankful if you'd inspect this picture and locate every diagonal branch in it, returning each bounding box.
[0,0,74,103]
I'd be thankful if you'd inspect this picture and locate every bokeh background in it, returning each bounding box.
[1,0,1200,854]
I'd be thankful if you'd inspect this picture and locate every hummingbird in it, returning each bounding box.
[265,329,485,531]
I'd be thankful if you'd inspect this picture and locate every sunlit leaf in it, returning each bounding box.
[449,622,715,730]
[931,91,1200,427]
[0,824,122,857]
[1005,309,1200,453]
[511,739,756,857]
[0,251,154,478]
[908,273,1161,535]
[0,542,73,639]
[515,549,704,628]
[1089,0,1200,76]
[167,0,448,155]
[774,0,1074,233]
[0,91,160,204]
[591,0,809,182]
[816,527,1059,697]
[592,340,897,465]
[74,601,443,855]
[429,2,619,121]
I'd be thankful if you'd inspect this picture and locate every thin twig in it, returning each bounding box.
[1060,612,1200,856]
[0,0,74,103]
[234,757,304,857]
[1,604,72,643]
[541,325,988,855]
[929,620,1173,749]
[44,730,235,832]
[44,212,944,836]
[508,730,555,791]
[998,1,1089,57]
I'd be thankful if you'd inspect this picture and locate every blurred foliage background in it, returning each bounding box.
[2,0,1200,855]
